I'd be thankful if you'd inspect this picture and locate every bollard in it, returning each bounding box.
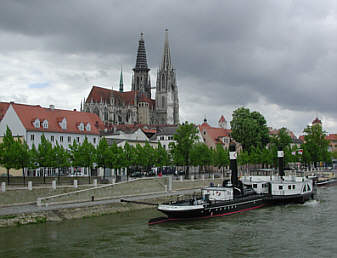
[180,175,183,182]
[201,174,205,180]
[37,198,42,207]
[52,180,56,190]
[191,175,194,181]
[164,185,168,192]
[168,176,172,192]
[28,181,32,191]
[73,179,78,188]
[93,179,97,187]
[212,174,215,180]
[112,178,116,184]
[1,182,5,192]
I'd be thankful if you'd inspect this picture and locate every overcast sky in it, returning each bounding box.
[0,0,336,136]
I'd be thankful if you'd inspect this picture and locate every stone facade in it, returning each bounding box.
[82,30,179,126]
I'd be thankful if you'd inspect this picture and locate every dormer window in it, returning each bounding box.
[59,118,67,130]
[33,119,40,128]
[78,122,84,131]
[85,123,91,132]
[42,120,48,129]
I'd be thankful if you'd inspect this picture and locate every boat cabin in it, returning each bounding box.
[202,186,233,201]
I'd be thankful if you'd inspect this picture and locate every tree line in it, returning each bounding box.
[0,107,334,183]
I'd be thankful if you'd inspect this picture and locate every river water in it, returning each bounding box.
[0,186,336,258]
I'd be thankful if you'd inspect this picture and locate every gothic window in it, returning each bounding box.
[93,107,99,117]
[162,96,166,109]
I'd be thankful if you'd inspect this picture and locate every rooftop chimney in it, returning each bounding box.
[49,105,55,110]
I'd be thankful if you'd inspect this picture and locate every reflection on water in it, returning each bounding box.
[1,187,337,257]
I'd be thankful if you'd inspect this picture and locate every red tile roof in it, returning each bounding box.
[312,117,322,125]
[11,103,104,135]
[0,102,10,121]
[86,86,155,107]
[218,115,226,123]
[326,134,337,141]
[198,121,231,145]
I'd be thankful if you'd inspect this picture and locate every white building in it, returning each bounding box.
[0,102,104,149]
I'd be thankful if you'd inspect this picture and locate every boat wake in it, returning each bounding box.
[303,199,320,207]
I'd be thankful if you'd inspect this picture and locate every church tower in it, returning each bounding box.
[132,32,151,98]
[155,29,179,125]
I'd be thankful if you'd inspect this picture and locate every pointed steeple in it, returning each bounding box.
[119,66,124,92]
[161,29,172,71]
[134,32,149,71]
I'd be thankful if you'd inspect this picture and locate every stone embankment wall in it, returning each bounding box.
[0,177,224,227]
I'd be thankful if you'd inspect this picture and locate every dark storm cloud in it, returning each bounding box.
[0,0,336,131]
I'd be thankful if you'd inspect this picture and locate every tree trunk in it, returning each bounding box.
[7,168,10,185]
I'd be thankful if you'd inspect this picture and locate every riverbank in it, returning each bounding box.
[0,177,223,227]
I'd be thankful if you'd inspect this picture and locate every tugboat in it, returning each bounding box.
[149,142,266,224]
[241,147,315,204]
[148,144,315,225]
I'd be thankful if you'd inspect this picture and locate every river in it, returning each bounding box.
[0,186,336,258]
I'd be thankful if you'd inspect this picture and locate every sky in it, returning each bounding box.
[0,0,336,136]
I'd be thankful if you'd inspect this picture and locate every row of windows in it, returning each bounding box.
[30,134,97,144]
[159,136,174,141]
[278,185,296,190]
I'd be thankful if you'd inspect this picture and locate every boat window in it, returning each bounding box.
[303,185,307,192]
[307,184,311,191]
[279,185,283,190]
[253,184,257,188]
[293,185,296,189]
[288,185,291,190]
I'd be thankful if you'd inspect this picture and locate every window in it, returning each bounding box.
[60,136,63,143]
[303,185,307,192]
[292,185,296,189]
[42,120,48,129]
[253,184,257,188]
[86,123,91,131]
[279,185,283,190]
[168,136,173,140]
[163,145,166,149]
[77,137,80,143]
[78,122,84,131]
[68,136,71,143]
[59,118,67,130]
[307,184,311,191]
[30,134,34,141]
[51,136,54,142]
[160,136,164,140]
[93,137,96,144]
[288,185,291,190]
[33,119,40,128]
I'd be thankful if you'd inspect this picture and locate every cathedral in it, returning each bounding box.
[82,30,179,126]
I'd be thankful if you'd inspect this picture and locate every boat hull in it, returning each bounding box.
[157,196,265,220]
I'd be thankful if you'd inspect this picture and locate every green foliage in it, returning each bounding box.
[154,143,170,168]
[213,144,229,169]
[230,107,269,152]
[270,128,292,150]
[302,124,331,165]
[169,122,199,177]
[37,134,53,168]
[190,143,212,171]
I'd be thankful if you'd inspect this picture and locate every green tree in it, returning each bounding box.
[213,144,229,173]
[77,137,96,178]
[0,127,18,184]
[15,140,31,184]
[190,143,212,175]
[154,143,170,175]
[270,128,292,150]
[302,124,331,167]
[124,142,136,179]
[54,142,71,177]
[169,122,199,178]
[96,138,110,178]
[230,107,269,152]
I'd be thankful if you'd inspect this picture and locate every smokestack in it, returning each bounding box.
[229,142,238,187]
[278,146,285,177]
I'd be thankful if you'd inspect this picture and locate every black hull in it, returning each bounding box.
[151,195,265,224]
[262,192,314,205]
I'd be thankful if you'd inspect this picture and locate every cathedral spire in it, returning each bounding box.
[134,32,149,71]
[161,29,172,71]
[119,66,124,92]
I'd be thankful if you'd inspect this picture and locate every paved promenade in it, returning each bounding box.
[0,189,197,217]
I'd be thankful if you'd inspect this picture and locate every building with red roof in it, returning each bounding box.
[326,134,337,152]
[82,30,179,126]
[198,117,233,150]
[0,102,104,149]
